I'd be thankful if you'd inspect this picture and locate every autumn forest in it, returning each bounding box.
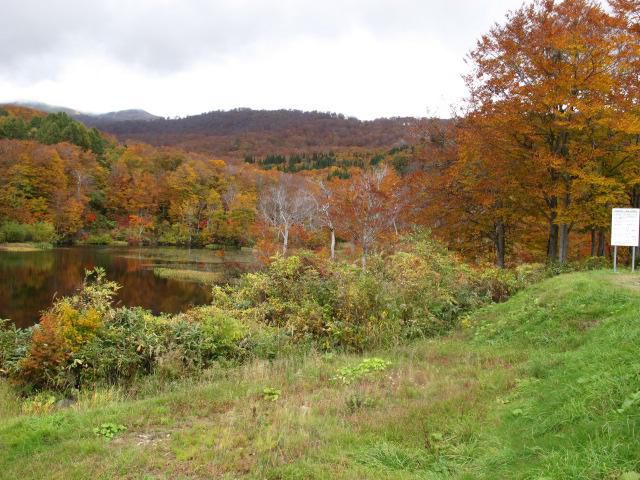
[1,1,638,271]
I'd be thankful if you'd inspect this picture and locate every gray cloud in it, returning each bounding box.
[0,0,523,79]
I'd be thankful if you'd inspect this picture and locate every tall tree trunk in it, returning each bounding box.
[548,222,559,261]
[632,185,640,208]
[330,228,335,260]
[282,225,289,256]
[597,229,606,257]
[547,196,558,261]
[361,242,368,271]
[557,191,571,264]
[558,223,570,263]
[495,220,505,268]
[590,229,596,257]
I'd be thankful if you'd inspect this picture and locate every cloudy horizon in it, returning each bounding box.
[0,0,525,120]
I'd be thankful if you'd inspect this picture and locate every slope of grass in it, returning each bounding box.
[1,271,639,479]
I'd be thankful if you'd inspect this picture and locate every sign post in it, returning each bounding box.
[611,208,640,273]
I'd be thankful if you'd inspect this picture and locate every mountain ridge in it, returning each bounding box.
[5,101,161,123]
[3,101,445,158]
[75,107,434,157]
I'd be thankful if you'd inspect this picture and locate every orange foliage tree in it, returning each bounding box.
[457,0,639,264]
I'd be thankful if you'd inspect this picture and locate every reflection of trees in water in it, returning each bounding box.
[110,254,146,274]
[109,269,211,312]
[0,251,54,271]
[0,251,57,328]
[0,247,216,328]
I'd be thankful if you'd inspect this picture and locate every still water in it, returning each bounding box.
[0,246,255,328]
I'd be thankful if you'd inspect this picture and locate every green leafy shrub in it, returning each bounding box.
[9,269,258,392]
[16,268,119,390]
[210,231,527,350]
[29,222,57,242]
[0,222,29,242]
[81,233,113,245]
[211,253,393,350]
[93,422,127,439]
[0,221,57,243]
[76,305,251,387]
[333,358,392,385]
[178,306,248,363]
[262,387,281,402]
[75,307,169,385]
[0,320,33,377]
[578,256,611,271]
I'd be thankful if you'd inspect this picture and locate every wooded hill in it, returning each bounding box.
[76,108,424,158]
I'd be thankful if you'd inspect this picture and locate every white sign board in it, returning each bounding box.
[611,208,640,247]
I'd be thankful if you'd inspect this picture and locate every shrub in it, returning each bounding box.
[578,256,611,271]
[17,268,118,390]
[81,233,113,245]
[29,222,57,242]
[74,305,251,387]
[0,319,32,377]
[93,423,127,439]
[211,253,396,350]
[345,392,377,413]
[0,221,57,243]
[5,230,559,392]
[21,392,57,415]
[514,263,549,287]
[210,232,525,351]
[0,222,28,242]
[74,307,166,385]
[157,222,190,246]
[262,387,281,402]
[333,358,392,385]
[178,306,248,364]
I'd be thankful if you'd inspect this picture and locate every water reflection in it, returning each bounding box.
[0,246,255,328]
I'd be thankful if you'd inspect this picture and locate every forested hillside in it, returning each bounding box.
[77,108,419,158]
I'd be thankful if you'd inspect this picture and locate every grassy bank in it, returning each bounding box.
[153,267,224,284]
[1,271,638,479]
[0,242,53,252]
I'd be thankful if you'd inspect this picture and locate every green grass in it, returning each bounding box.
[152,267,224,284]
[0,242,53,252]
[1,271,639,479]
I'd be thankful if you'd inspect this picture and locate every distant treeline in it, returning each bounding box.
[245,144,414,177]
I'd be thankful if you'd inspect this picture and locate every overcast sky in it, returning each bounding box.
[0,0,525,120]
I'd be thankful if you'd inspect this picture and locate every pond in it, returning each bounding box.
[0,246,257,328]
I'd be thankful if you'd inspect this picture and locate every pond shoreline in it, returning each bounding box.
[0,245,256,328]
[0,242,53,252]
